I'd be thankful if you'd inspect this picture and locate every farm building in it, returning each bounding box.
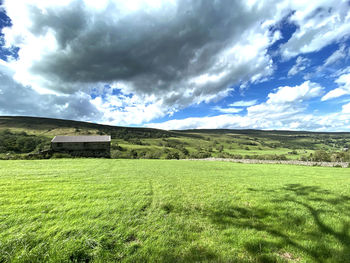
[51,135,111,157]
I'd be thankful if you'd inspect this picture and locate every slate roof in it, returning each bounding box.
[51,135,111,143]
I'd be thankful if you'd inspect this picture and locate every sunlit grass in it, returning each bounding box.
[0,159,349,262]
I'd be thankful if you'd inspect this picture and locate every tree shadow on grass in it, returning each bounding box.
[207,183,350,262]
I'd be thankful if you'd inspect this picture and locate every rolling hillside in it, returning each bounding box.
[0,116,350,161]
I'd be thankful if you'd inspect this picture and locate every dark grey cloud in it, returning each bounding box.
[30,1,256,81]
[0,62,102,121]
[6,0,283,107]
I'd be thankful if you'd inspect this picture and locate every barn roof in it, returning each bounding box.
[51,135,111,143]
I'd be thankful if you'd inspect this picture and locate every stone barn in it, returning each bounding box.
[51,135,111,157]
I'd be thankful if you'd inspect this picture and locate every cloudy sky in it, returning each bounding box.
[0,0,350,131]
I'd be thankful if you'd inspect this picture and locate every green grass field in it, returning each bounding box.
[1,159,349,262]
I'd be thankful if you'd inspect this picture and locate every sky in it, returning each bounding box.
[0,0,350,131]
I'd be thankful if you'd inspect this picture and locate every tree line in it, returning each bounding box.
[0,130,49,154]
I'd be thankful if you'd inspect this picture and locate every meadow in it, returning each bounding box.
[0,159,349,262]
[1,116,350,162]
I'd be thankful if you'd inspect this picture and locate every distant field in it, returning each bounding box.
[1,159,349,262]
[1,116,350,162]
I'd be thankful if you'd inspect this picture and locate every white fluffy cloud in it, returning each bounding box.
[265,81,323,104]
[246,81,323,119]
[1,0,350,128]
[148,81,335,131]
[322,72,350,101]
[212,107,243,114]
[342,102,350,114]
[281,0,350,58]
[147,111,350,131]
[229,100,258,107]
[324,45,349,67]
[288,56,310,76]
[90,90,165,125]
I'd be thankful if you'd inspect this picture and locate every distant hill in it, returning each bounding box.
[177,128,350,135]
[1,115,350,137]
[0,116,172,139]
[1,116,350,162]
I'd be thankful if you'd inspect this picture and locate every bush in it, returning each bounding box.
[144,150,162,159]
[189,151,211,159]
[217,152,234,159]
[276,154,287,161]
[166,152,180,160]
[128,138,143,145]
[130,149,138,159]
[300,156,308,161]
[312,150,331,162]
[233,154,243,159]
[216,145,224,152]
[181,147,189,156]
[0,130,48,153]
[52,153,72,158]
[111,151,120,159]
[331,152,350,162]
[111,144,124,151]
[111,150,134,159]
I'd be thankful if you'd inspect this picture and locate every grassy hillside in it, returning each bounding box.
[0,116,171,138]
[0,159,349,262]
[1,116,350,161]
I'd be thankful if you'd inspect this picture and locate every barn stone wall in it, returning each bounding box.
[51,142,110,157]
[51,142,110,151]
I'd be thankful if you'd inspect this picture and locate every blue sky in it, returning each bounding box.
[0,0,350,131]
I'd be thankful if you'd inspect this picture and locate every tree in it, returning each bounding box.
[313,150,331,162]
[217,145,224,152]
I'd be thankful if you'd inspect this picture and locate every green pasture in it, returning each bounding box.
[0,159,349,262]
[1,116,350,161]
